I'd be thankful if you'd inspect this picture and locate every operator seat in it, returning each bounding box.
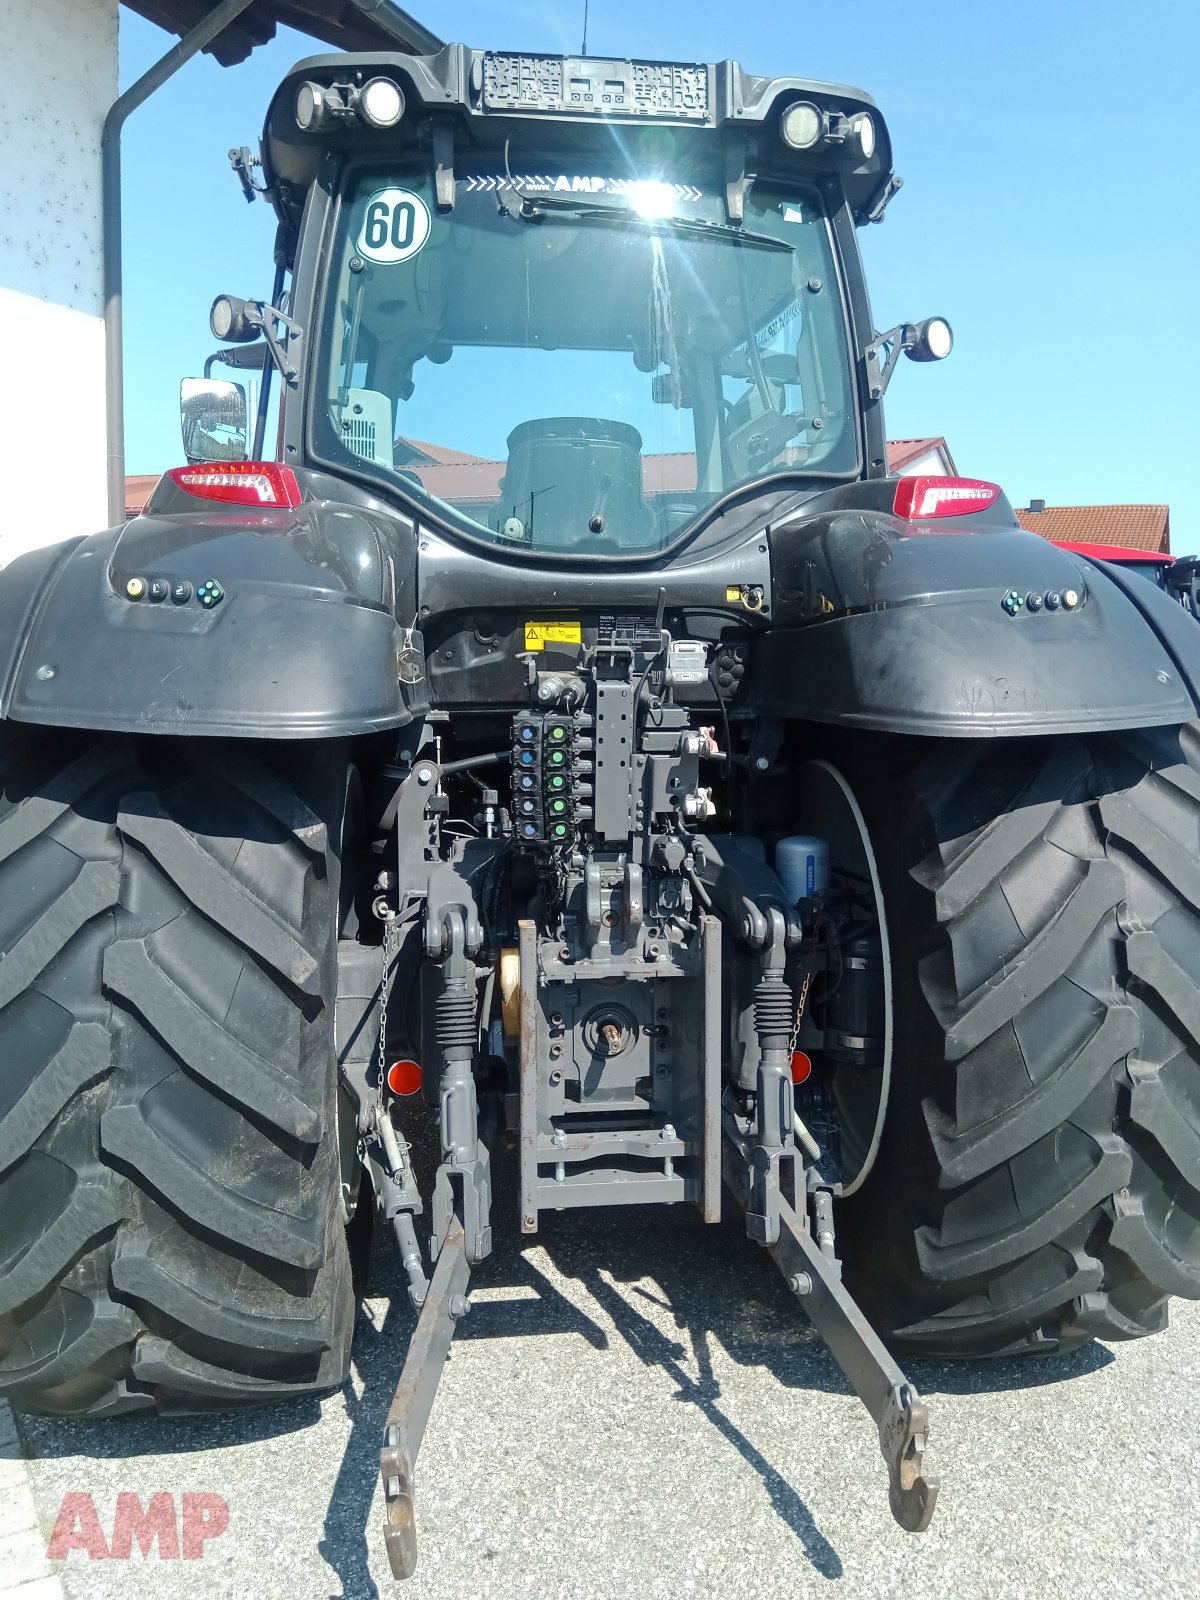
[496,418,652,546]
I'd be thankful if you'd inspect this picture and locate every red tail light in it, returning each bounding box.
[893,475,1002,520]
[165,461,302,510]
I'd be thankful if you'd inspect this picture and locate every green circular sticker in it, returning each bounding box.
[358,188,431,264]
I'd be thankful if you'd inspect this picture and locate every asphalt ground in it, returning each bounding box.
[8,1169,1200,1600]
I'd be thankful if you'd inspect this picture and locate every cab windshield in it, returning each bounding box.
[313,168,858,555]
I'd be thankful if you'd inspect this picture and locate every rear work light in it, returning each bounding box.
[893,476,1002,520]
[165,461,302,510]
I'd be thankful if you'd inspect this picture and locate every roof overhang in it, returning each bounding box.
[121,0,442,69]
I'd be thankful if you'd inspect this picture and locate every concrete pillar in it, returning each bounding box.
[0,0,118,565]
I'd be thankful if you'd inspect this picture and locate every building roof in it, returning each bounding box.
[886,437,957,474]
[123,437,960,515]
[125,474,162,517]
[123,0,441,70]
[1015,503,1171,555]
[396,438,957,503]
[390,447,706,503]
[398,440,495,468]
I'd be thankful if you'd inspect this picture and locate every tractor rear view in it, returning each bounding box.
[3,41,1200,1579]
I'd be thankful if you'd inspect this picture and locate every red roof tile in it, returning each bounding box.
[399,451,703,503]
[124,474,161,517]
[400,441,958,504]
[406,460,503,502]
[1015,504,1170,554]
[123,436,959,519]
[397,439,497,468]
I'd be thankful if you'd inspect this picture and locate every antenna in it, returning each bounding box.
[581,0,589,55]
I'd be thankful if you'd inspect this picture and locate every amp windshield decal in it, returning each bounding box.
[460,175,703,200]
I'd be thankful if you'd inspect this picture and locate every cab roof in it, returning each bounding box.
[262,44,897,239]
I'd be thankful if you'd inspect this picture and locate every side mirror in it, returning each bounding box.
[903,317,953,363]
[651,370,696,408]
[180,378,248,464]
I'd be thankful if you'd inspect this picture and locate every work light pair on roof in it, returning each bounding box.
[295,75,405,132]
[781,100,875,161]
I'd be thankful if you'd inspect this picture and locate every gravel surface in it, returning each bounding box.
[12,1198,1200,1600]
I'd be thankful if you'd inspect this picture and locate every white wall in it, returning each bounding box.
[0,0,117,565]
[897,447,953,477]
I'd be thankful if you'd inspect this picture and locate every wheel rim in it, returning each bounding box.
[794,759,892,1196]
[336,767,368,1224]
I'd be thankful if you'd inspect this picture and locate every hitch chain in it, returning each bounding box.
[789,969,812,1053]
[373,911,405,1173]
[788,969,826,1166]
[377,911,398,1088]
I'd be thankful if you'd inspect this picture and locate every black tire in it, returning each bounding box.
[0,730,356,1414]
[839,724,1200,1357]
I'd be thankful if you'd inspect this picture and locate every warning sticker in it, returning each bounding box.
[357,188,431,264]
[524,621,582,652]
[596,612,659,647]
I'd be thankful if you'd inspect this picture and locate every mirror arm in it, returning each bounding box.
[864,322,916,402]
[205,345,268,381]
[858,173,904,226]
[242,299,303,387]
[253,253,288,459]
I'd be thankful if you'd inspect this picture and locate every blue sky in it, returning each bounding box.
[121,0,1199,541]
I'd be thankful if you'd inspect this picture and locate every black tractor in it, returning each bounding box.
[3,42,1199,1578]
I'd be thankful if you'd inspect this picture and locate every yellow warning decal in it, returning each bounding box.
[725,586,742,603]
[524,621,582,652]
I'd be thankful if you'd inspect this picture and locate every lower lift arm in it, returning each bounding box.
[379,1219,471,1578]
[769,1198,937,1532]
[721,1106,938,1533]
[706,843,937,1534]
[376,805,492,1581]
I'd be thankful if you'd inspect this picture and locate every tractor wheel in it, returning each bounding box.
[0,730,358,1414]
[836,724,1200,1356]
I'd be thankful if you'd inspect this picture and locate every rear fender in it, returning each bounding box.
[0,491,420,739]
[760,511,1200,735]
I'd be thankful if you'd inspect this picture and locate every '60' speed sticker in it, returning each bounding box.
[357,188,431,264]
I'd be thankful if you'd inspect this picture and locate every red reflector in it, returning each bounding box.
[387,1059,423,1097]
[166,461,302,510]
[790,1050,813,1084]
[893,475,1002,520]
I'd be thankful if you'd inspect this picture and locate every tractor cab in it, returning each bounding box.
[185,48,951,561]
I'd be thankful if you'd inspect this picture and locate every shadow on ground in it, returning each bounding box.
[322,1189,1116,1597]
[17,1126,1118,1598]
